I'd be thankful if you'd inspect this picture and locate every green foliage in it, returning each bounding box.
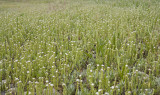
[0,0,160,94]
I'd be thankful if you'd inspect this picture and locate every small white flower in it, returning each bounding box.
[104,92,109,95]
[15,78,19,81]
[50,84,54,86]
[110,86,114,89]
[91,83,94,86]
[101,69,104,71]
[62,83,66,86]
[29,92,31,94]
[2,80,6,84]
[65,53,68,55]
[76,79,80,82]
[35,81,39,84]
[128,91,131,93]
[98,89,103,92]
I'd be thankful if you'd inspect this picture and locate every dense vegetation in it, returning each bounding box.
[0,0,160,95]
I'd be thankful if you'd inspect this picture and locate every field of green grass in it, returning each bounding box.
[0,0,160,95]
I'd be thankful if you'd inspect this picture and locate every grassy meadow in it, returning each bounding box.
[0,0,160,95]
